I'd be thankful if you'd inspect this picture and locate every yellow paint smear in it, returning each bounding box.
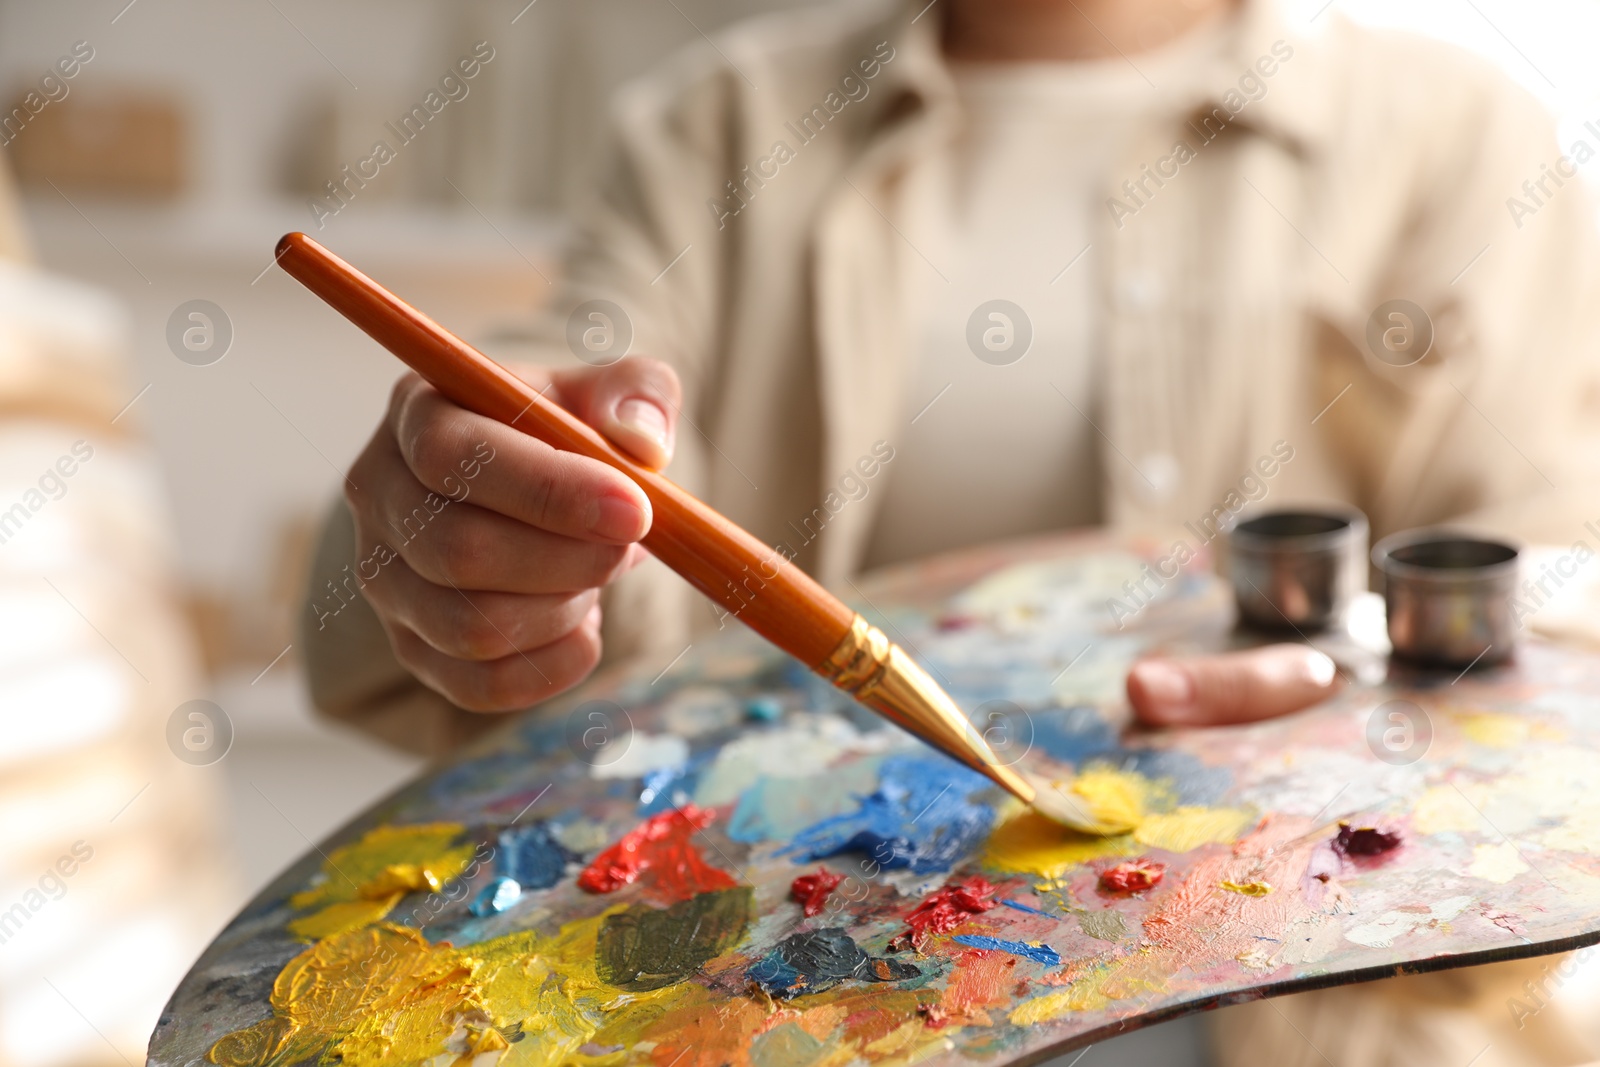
[1412,785,1481,835]
[466,1026,509,1054]
[863,1019,929,1058]
[1219,880,1273,897]
[1134,807,1255,853]
[287,894,402,941]
[361,863,448,898]
[1008,954,1165,1024]
[208,925,479,1067]
[287,823,476,941]
[1457,710,1531,749]
[1544,808,1600,854]
[211,909,698,1067]
[983,810,1138,880]
[987,787,1255,880]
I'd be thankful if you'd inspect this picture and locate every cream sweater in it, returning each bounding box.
[303,0,1600,752]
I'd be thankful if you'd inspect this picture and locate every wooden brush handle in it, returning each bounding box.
[274,232,854,667]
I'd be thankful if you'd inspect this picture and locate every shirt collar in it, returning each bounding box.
[866,0,1332,158]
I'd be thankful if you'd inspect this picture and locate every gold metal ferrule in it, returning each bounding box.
[816,614,1035,804]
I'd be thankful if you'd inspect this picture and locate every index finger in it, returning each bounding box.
[386,373,653,544]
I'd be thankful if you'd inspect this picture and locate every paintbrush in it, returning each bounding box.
[273,232,1108,833]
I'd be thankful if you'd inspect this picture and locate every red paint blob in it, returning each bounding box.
[577,805,738,904]
[790,867,844,917]
[1099,860,1167,893]
[889,875,998,951]
[1333,822,1402,857]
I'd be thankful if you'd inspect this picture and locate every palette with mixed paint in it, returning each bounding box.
[151,533,1600,1067]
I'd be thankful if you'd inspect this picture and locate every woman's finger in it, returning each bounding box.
[1127,643,1340,727]
[386,604,604,712]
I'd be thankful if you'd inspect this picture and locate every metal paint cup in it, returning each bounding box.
[1372,529,1520,668]
[1227,507,1369,632]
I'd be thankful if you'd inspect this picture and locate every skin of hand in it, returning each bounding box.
[944,0,1237,63]
[344,356,680,712]
[1127,643,1341,727]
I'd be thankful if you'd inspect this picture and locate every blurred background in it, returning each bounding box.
[0,1,1597,1065]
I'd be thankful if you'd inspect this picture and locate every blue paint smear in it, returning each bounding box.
[748,954,805,996]
[638,765,692,815]
[728,778,779,843]
[470,876,522,917]
[637,748,716,816]
[745,696,783,722]
[950,935,1061,966]
[1001,898,1052,916]
[496,823,574,889]
[748,928,920,998]
[429,752,542,807]
[726,758,883,845]
[1117,748,1232,806]
[1027,706,1119,763]
[779,753,995,875]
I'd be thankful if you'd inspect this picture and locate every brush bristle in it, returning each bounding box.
[1027,776,1140,836]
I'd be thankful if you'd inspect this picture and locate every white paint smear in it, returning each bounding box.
[1345,895,1473,948]
[590,732,689,781]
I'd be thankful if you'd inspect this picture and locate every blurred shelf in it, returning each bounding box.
[20,193,567,280]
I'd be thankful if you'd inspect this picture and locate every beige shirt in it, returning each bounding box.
[865,19,1236,567]
[303,0,1600,752]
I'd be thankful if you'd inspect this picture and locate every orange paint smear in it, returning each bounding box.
[937,947,1015,1027]
[643,985,935,1067]
[1142,814,1320,976]
[889,875,999,952]
[643,995,769,1067]
[577,804,738,905]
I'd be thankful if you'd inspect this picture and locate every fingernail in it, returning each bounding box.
[615,398,669,448]
[1304,650,1337,687]
[1133,661,1194,715]
[587,494,645,541]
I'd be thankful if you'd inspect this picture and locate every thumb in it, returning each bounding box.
[550,356,681,471]
[1127,643,1340,727]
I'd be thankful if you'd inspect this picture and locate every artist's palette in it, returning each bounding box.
[151,533,1600,1067]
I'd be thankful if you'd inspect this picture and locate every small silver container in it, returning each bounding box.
[1228,507,1369,632]
[1372,529,1520,668]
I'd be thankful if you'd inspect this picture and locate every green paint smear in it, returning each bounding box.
[1078,908,1126,942]
[596,887,754,991]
